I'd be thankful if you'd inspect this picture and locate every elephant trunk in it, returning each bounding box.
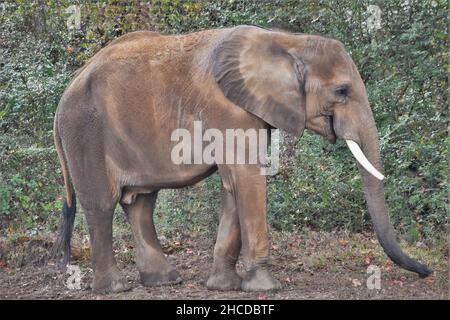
[353,122,432,277]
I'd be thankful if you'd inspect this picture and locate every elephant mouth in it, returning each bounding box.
[325,116,337,144]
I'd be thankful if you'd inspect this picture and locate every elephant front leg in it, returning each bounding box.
[219,165,281,292]
[207,188,242,290]
[121,192,182,287]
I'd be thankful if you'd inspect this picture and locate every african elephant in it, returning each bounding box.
[53,25,431,293]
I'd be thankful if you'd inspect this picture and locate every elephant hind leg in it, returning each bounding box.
[84,207,130,293]
[74,165,129,293]
[121,192,182,287]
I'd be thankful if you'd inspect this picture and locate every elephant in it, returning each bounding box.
[52,25,432,293]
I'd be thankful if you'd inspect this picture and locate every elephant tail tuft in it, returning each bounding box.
[51,192,77,269]
[51,115,77,269]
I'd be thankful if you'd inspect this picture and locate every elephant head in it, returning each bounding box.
[213,26,431,277]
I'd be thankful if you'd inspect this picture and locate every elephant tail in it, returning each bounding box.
[51,115,77,269]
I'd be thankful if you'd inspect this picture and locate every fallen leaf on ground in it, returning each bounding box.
[364,250,374,265]
[382,261,392,271]
[71,247,90,261]
[352,279,362,287]
[392,280,404,287]
[425,277,435,284]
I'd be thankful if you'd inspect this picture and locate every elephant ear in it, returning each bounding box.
[213,27,307,136]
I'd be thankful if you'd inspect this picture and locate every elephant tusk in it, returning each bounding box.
[346,140,385,181]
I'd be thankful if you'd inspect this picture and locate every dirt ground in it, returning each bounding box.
[0,230,447,300]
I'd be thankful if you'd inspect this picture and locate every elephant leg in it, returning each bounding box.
[219,164,281,291]
[206,188,242,290]
[84,208,130,293]
[121,192,181,287]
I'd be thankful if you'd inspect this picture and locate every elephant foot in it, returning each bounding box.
[241,268,281,292]
[140,269,182,287]
[206,268,242,291]
[92,268,131,294]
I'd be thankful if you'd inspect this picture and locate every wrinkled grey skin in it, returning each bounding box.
[53,26,431,294]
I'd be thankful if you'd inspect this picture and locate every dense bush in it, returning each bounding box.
[0,0,447,243]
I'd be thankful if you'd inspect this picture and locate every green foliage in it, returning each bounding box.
[0,175,11,215]
[0,0,447,242]
[154,174,221,236]
[0,133,61,235]
[268,133,367,232]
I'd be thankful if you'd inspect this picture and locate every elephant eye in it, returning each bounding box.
[335,86,349,98]
[334,85,350,104]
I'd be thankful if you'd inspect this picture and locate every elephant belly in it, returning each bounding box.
[115,160,217,205]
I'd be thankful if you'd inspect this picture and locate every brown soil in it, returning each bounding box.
[0,231,447,300]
